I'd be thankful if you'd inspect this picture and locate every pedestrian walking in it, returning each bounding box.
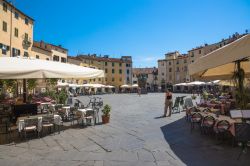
[138,87,141,96]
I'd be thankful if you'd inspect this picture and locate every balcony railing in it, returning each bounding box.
[22,37,32,48]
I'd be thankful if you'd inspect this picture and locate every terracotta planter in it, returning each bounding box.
[102,115,110,124]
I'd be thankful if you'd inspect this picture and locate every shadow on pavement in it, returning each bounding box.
[160,117,250,166]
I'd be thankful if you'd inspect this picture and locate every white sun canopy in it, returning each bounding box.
[0,57,104,79]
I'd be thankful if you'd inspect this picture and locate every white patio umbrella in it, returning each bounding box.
[186,81,205,86]
[174,83,188,86]
[57,81,69,87]
[0,57,104,79]
[120,84,130,88]
[0,57,104,102]
[105,85,115,88]
[132,84,139,88]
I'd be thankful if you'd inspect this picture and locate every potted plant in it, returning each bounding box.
[102,104,111,124]
[191,95,197,100]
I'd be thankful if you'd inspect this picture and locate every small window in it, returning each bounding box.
[15,12,19,19]
[53,55,60,61]
[98,78,101,81]
[3,21,7,32]
[162,62,164,66]
[112,69,115,74]
[112,78,115,82]
[169,61,171,65]
[127,69,129,74]
[36,55,39,59]
[119,78,122,82]
[184,59,187,63]
[176,60,179,64]
[169,68,172,72]
[162,73,164,76]
[14,28,18,37]
[112,62,114,67]
[119,63,122,67]
[199,50,201,54]
[61,57,67,63]
[127,77,130,81]
[105,69,108,73]
[25,18,29,25]
[46,58,49,61]
[24,33,28,40]
[105,78,107,81]
[24,51,29,57]
[191,52,194,57]
[105,62,108,66]
[119,69,122,74]
[176,67,180,72]
[3,3,7,12]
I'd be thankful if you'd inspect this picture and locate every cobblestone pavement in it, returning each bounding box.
[0,93,249,166]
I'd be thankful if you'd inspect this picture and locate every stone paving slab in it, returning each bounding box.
[0,93,249,166]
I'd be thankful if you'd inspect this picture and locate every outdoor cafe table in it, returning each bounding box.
[196,111,242,136]
[16,114,62,132]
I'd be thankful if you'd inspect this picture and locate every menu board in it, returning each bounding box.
[230,110,250,118]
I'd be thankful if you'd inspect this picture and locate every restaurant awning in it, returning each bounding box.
[0,57,104,79]
[189,34,250,80]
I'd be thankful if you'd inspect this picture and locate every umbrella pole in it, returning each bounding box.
[23,79,27,103]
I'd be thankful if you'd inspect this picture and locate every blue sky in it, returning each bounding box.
[16,0,250,67]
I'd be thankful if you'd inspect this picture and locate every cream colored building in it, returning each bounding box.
[158,51,189,91]
[0,0,34,57]
[68,55,132,88]
[132,67,158,91]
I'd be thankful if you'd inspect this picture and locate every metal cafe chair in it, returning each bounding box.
[172,97,181,114]
[22,118,39,141]
[201,115,215,135]
[42,115,54,136]
[215,120,230,141]
[190,112,202,133]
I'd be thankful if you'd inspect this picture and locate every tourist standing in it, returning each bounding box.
[164,89,173,117]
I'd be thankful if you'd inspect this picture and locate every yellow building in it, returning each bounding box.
[68,55,132,88]
[0,0,34,57]
[32,41,68,62]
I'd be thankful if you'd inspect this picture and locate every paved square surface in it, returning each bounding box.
[0,93,249,166]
